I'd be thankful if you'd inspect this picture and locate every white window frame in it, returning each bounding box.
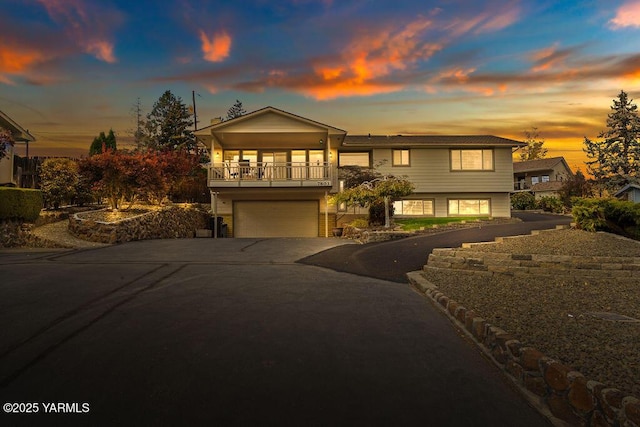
[450,149,494,171]
[392,149,410,166]
[448,199,491,216]
[393,199,435,216]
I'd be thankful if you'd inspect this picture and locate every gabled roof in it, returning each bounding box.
[343,134,524,147]
[201,106,347,135]
[513,157,571,174]
[0,110,35,143]
[614,183,640,197]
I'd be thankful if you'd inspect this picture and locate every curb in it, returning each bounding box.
[407,271,640,427]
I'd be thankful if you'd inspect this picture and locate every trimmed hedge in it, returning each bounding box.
[0,187,43,222]
[572,197,640,239]
[510,192,536,210]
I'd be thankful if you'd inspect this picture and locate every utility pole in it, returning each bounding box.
[192,90,198,131]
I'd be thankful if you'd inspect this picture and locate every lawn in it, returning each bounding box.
[394,217,489,231]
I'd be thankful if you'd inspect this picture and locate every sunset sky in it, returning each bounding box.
[3,0,640,172]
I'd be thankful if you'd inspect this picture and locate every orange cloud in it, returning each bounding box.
[36,0,120,63]
[529,43,569,72]
[609,1,640,29]
[304,16,441,99]
[199,30,232,62]
[85,41,116,64]
[0,46,46,73]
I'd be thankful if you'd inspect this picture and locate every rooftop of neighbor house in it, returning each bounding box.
[512,157,572,174]
[614,183,640,197]
[0,110,36,142]
[343,135,525,147]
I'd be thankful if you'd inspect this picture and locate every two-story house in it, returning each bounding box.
[195,106,524,238]
[512,157,573,199]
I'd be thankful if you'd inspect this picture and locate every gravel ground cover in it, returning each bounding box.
[423,229,640,398]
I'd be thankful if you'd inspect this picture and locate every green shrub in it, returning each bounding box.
[348,218,369,228]
[536,196,564,213]
[511,192,536,210]
[572,198,640,239]
[0,188,43,221]
[571,198,606,232]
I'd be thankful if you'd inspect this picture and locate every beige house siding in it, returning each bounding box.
[372,147,514,193]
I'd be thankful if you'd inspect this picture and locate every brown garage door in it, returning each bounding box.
[234,201,319,237]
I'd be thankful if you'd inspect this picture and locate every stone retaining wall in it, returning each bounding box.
[426,247,640,280]
[407,271,640,427]
[0,220,60,248]
[68,205,208,244]
[409,227,640,426]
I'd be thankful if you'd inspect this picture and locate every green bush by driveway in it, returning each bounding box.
[0,187,43,222]
[572,197,640,239]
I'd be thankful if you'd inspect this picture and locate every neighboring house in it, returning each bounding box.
[513,157,573,199]
[195,106,524,238]
[0,110,35,186]
[614,184,640,203]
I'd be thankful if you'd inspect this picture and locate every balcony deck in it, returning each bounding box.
[208,162,333,188]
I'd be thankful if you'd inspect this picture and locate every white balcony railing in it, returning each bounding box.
[208,162,333,188]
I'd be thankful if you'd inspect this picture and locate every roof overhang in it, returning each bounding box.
[342,135,525,149]
[0,110,35,143]
[195,106,346,151]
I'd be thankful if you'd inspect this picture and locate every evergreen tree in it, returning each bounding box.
[144,90,194,151]
[89,129,117,156]
[584,90,640,188]
[518,127,547,161]
[226,100,246,120]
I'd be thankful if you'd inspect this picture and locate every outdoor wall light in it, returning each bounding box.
[319,139,324,145]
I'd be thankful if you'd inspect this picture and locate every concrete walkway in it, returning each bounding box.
[0,238,551,426]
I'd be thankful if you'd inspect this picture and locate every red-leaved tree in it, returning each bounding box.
[79,149,201,210]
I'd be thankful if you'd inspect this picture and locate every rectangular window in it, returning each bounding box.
[541,175,550,182]
[393,200,434,216]
[448,199,490,216]
[392,149,410,166]
[531,176,540,185]
[339,152,370,167]
[450,149,494,170]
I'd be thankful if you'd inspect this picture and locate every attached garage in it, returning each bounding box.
[234,201,319,237]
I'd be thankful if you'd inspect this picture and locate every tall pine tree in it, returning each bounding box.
[584,90,640,189]
[143,90,194,151]
[226,100,246,120]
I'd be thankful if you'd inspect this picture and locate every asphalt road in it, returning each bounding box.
[300,212,573,282]
[0,225,557,426]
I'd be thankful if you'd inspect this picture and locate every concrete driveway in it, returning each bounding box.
[1,237,551,426]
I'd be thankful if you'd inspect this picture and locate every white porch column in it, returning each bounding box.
[210,190,219,239]
[325,191,329,238]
